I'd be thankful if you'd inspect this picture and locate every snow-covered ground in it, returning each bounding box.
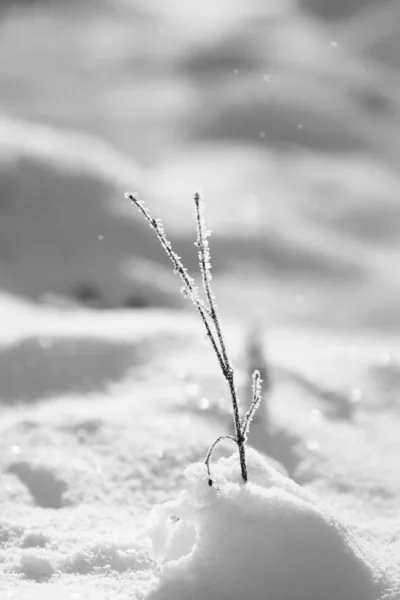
[0,295,399,599]
[1,1,400,597]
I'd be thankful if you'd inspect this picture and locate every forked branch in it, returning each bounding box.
[126,191,263,485]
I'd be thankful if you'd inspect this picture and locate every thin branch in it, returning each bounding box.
[194,192,248,483]
[194,192,228,367]
[241,370,263,441]
[205,435,237,486]
[127,193,206,312]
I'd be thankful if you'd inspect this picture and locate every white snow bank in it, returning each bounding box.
[145,448,382,600]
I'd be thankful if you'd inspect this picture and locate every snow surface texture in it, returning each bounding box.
[0,299,400,599]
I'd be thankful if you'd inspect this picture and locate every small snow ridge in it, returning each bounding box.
[7,461,68,509]
[14,542,155,583]
[63,543,153,575]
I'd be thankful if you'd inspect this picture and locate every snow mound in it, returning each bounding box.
[145,448,383,600]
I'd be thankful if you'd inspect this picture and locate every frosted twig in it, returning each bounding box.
[241,370,262,441]
[193,192,247,483]
[194,192,223,358]
[127,193,206,312]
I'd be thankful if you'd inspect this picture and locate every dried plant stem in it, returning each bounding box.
[241,370,262,441]
[194,193,227,365]
[194,192,247,484]
[126,193,226,373]
[205,435,237,485]
[126,190,263,486]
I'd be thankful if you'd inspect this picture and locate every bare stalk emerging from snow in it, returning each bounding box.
[126,191,263,485]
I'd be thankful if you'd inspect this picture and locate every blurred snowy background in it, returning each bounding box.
[1,0,400,330]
